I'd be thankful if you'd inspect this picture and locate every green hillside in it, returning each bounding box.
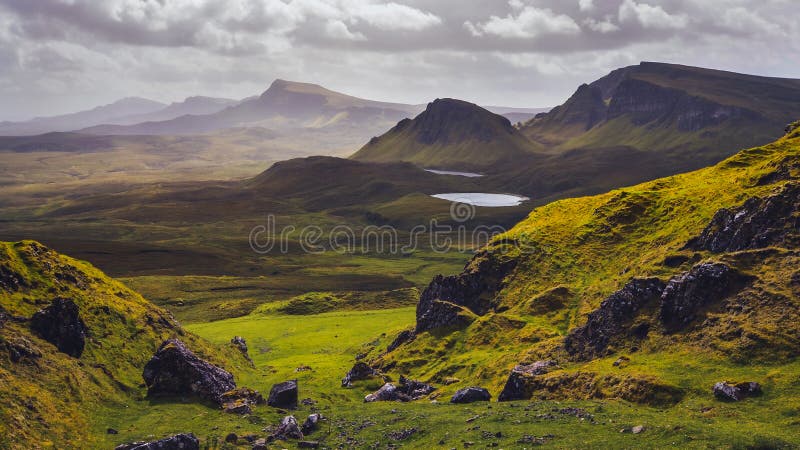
[351,98,542,170]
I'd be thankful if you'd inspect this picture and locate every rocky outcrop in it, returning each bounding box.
[269,415,304,441]
[497,361,558,401]
[4,336,42,363]
[267,380,298,408]
[364,376,436,402]
[450,387,491,403]
[416,251,515,333]
[342,362,379,387]
[564,278,665,360]
[230,336,253,366]
[386,329,415,352]
[30,298,88,358]
[0,263,26,292]
[142,339,235,404]
[115,433,199,450]
[686,184,799,252]
[713,381,762,401]
[220,387,265,415]
[659,263,750,332]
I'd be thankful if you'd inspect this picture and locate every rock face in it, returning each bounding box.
[659,263,749,332]
[498,361,558,401]
[364,377,436,402]
[450,387,492,403]
[270,415,304,441]
[29,298,88,358]
[115,433,200,450]
[687,184,799,253]
[564,278,665,360]
[342,362,378,387]
[142,339,236,404]
[267,380,298,408]
[416,252,515,333]
[713,381,762,401]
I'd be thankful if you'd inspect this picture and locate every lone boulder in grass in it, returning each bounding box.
[268,379,299,408]
[451,387,492,403]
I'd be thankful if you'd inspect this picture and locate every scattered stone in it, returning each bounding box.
[4,336,42,363]
[632,425,645,434]
[399,375,436,399]
[142,339,235,405]
[269,415,304,441]
[364,376,436,402]
[251,437,267,450]
[386,329,415,352]
[0,264,26,292]
[107,428,119,435]
[713,381,762,401]
[301,413,321,435]
[222,399,251,415]
[114,433,199,450]
[443,377,461,385]
[465,415,480,423]
[29,297,88,358]
[342,361,378,387]
[659,263,750,332]
[300,398,316,406]
[517,434,554,445]
[230,336,253,366]
[564,278,665,360]
[386,428,417,441]
[295,365,313,372]
[613,356,630,367]
[224,433,238,443]
[451,387,491,404]
[267,380,298,409]
[220,387,265,414]
[298,441,319,449]
[558,407,594,420]
[497,361,558,401]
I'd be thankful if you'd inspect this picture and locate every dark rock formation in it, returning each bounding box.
[267,380,298,408]
[659,263,750,332]
[301,413,321,435]
[498,361,558,401]
[686,184,799,252]
[115,433,199,450]
[713,381,762,401]
[564,278,665,360]
[224,433,237,444]
[269,415,304,441]
[364,377,436,402]
[230,336,253,365]
[342,362,379,387]
[4,336,42,363]
[220,387,265,415]
[450,387,492,403]
[0,263,26,292]
[30,298,88,358]
[386,329,415,352]
[142,339,235,404]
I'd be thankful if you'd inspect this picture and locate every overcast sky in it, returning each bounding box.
[1,0,798,121]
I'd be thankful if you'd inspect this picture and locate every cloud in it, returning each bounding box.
[618,0,689,29]
[578,0,595,12]
[466,3,581,38]
[325,19,366,41]
[584,16,620,33]
[351,1,442,31]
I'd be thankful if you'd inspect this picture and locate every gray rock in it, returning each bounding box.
[451,387,491,403]
[115,433,199,450]
[342,362,378,387]
[497,361,558,402]
[301,413,322,435]
[267,380,298,409]
[142,339,236,405]
[364,377,436,402]
[30,297,88,358]
[4,336,42,363]
[713,381,762,401]
[270,415,304,441]
[230,336,253,365]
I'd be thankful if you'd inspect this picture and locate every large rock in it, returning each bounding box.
[364,377,436,402]
[686,183,799,252]
[364,382,399,402]
[342,362,379,387]
[450,387,491,403]
[115,433,199,450]
[498,361,558,401]
[564,278,665,360]
[267,380,298,408]
[713,381,762,401]
[142,339,236,404]
[659,263,750,332]
[301,413,322,434]
[416,251,516,333]
[29,298,88,358]
[269,415,304,441]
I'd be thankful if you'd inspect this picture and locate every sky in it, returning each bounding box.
[0,0,798,121]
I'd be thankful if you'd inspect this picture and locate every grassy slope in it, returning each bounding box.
[0,241,249,448]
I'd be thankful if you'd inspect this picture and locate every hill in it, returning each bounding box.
[0,240,248,447]
[371,123,800,428]
[351,98,542,170]
[522,62,800,162]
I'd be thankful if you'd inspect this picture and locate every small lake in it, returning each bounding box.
[431,193,528,207]
[425,169,484,177]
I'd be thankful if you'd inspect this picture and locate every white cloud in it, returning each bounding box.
[578,0,595,12]
[618,0,689,29]
[584,16,620,33]
[324,19,366,41]
[349,2,442,31]
[466,3,581,38]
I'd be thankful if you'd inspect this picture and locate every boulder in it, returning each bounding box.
[267,380,298,408]
[659,263,750,332]
[713,381,762,401]
[115,433,199,450]
[364,377,436,402]
[269,415,304,441]
[365,383,400,402]
[142,339,235,404]
[686,183,799,252]
[224,433,237,444]
[29,298,88,358]
[220,387,265,414]
[251,438,267,450]
[398,375,436,399]
[342,362,378,387]
[301,413,322,434]
[564,278,665,360]
[498,361,558,401]
[450,387,491,403]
